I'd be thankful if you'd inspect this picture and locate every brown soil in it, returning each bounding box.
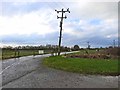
[67,47,120,59]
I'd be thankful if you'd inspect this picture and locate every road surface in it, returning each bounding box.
[0,52,119,88]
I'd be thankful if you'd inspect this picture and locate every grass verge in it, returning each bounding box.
[43,56,119,76]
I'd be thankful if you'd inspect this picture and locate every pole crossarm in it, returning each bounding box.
[55,8,70,56]
[55,8,70,13]
[57,15,67,19]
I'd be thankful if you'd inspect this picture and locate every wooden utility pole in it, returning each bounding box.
[55,8,70,56]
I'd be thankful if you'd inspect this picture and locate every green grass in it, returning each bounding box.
[2,49,53,60]
[68,49,103,55]
[43,56,119,76]
[2,49,39,60]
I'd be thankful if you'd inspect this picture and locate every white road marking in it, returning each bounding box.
[0,58,26,74]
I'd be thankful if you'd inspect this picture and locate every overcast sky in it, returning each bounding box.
[0,0,119,48]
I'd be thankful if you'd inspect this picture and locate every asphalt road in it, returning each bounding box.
[0,52,119,88]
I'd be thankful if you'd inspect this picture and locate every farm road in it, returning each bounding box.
[0,52,119,88]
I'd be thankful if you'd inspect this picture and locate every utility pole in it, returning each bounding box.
[87,41,90,49]
[113,40,115,48]
[55,8,70,56]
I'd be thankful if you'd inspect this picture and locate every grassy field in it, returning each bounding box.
[2,49,40,60]
[66,48,119,59]
[43,56,119,76]
[68,49,97,55]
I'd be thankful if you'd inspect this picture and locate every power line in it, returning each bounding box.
[55,8,70,56]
